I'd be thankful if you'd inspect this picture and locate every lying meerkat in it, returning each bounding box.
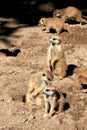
[43,85,65,117]
[38,17,69,34]
[73,75,87,92]
[47,35,67,79]
[26,70,53,107]
[53,6,87,24]
[74,68,87,76]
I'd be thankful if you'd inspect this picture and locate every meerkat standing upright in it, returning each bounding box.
[47,35,67,79]
[43,85,65,117]
[26,70,53,107]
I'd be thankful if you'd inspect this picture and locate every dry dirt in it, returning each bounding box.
[0,17,87,130]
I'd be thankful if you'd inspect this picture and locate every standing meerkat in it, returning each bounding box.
[53,6,87,24]
[26,70,53,107]
[47,35,67,79]
[43,85,65,117]
[38,17,69,34]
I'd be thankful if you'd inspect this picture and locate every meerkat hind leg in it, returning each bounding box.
[58,101,64,113]
[49,101,56,117]
[58,95,65,113]
[44,101,50,117]
[56,28,61,34]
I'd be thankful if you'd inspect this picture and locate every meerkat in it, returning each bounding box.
[43,85,65,117]
[26,70,53,107]
[38,17,69,34]
[74,68,87,76]
[53,6,87,24]
[47,35,67,79]
[73,75,87,92]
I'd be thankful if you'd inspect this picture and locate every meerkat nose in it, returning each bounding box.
[47,77,52,81]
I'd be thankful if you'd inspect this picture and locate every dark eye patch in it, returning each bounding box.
[43,73,45,76]
[53,38,56,40]
[45,89,50,91]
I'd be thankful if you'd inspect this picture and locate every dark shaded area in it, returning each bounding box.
[0,23,22,36]
[0,49,20,56]
[62,93,67,98]
[0,0,87,26]
[0,37,13,47]
[22,95,26,103]
[62,93,70,111]
[0,20,25,47]
[82,84,87,89]
[67,64,78,76]
[64,102,70,111]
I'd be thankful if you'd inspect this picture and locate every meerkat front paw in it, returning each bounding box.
[43,113,48,118]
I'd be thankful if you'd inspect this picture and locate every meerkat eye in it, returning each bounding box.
[43,73,45,76]
[53,38,56,40]
[46,89,50,91]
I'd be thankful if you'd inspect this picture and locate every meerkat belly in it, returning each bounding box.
[54,58,67,77]
[50,47,59,59]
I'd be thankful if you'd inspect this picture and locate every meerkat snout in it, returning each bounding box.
[47,77,53,81]
[44,88,55,96]
[53,10,61,18]
[50,36,62,45]
[42,72,53,84]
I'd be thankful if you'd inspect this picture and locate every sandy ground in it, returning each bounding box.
[0,17,87,130]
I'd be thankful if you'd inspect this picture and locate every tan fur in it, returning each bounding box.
[26,70,53,107]
[74,69,87,76]
[78,75,87,84]
[74,75,87,92]
[39,17,69,34]
[47,35,67,79]
[43,85,65,117]
[53,6,87,23]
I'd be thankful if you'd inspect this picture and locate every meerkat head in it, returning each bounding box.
[50,35,62,46]
[42,70,54,85]
[53,10,62,18]
[43,86,60,99]
[38,18,46,26]
[43,86,56,96]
